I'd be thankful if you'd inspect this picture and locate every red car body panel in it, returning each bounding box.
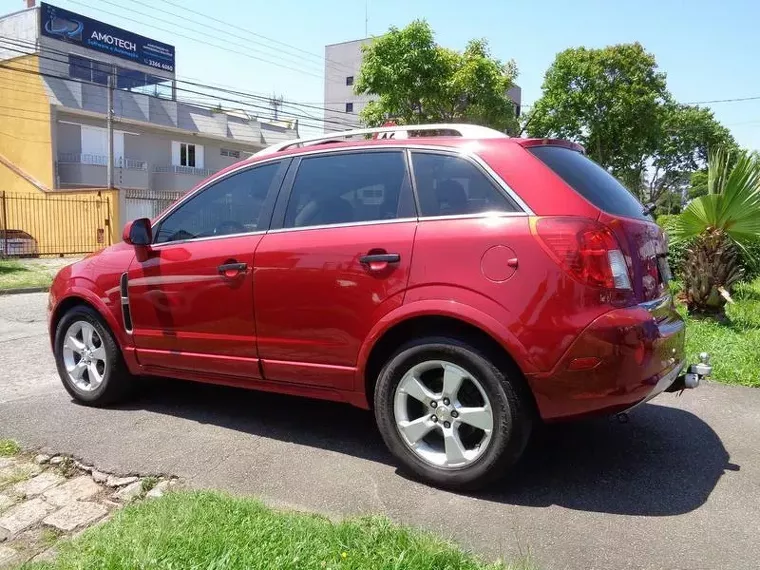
[253,221,417,390]
[48,135,686,423]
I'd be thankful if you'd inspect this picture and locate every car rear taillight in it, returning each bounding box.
[531,217,632,290]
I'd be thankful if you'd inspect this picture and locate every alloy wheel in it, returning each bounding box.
[393,360,494,468]
[61,321,107,391]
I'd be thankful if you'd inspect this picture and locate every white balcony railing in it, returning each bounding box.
[153,165,214,177]
[57,153,148,171]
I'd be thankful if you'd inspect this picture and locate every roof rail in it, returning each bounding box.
[253,123,508,156]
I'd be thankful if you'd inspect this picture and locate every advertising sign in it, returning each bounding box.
[39,2,175,72]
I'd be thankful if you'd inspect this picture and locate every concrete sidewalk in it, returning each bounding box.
[1,293,758,569]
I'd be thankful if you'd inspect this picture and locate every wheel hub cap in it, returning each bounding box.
[393,360,494,469]
[61,321,107,392]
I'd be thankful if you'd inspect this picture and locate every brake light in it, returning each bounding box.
[531,217,632,290]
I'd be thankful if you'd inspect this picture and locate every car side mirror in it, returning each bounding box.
[123,218,152,246]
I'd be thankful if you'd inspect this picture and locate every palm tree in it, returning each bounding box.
[671,148,760,318]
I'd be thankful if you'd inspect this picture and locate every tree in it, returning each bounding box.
[671,148,760,318]
[527,43,736,211]
[355,21,519,134]
[527,43,668,180]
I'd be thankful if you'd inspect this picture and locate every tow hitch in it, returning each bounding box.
[666,352,712,392]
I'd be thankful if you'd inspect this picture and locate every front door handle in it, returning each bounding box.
[359,253,401,264]
[218,262,248,277]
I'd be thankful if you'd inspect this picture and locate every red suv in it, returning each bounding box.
[49,124,710,489]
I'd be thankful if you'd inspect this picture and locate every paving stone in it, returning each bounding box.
[0,459,15,471]
[91,470,108,484]
[43,501,108,532]
[0,461,41,480]
[48,457,63,465]
[0,527,8,542]
[34,454,51,465]
[0,495,13,513]
[74,461,92,473]
[113,481,142,502]
[11,472,65,498]
[106,475,138,487]
[0,545,18,567]
[0,498,56,535]
[145,480,174,498]
[31,547,58,563]
[43,476,100,507]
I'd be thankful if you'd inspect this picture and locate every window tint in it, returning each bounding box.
[284,152,407,228]
[155,163,279,243]
[527,146,649,220]
[411,152,519,216]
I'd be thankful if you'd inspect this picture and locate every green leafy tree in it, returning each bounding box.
[671,148,760,318]
[355,21,519,133]
[527,43,736,211]
[527,43,668,184]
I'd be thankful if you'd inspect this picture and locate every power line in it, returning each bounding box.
[154,0,356,75]
[686,95,760,105]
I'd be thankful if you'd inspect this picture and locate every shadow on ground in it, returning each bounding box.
[122,378,734,518]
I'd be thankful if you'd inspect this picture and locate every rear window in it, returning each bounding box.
[527,146,650,221]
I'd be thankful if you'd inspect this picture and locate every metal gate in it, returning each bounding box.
[0,191,112,257]
[125,189,183,222]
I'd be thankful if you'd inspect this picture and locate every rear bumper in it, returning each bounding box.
[528,299,687,421]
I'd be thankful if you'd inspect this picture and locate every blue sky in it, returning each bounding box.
[3,0,759,148]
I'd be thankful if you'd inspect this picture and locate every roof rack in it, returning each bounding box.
[253,123,509,156]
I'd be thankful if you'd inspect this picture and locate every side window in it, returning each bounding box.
[284,152,408,228]
[154,163,280,244]
[411,152,519,217]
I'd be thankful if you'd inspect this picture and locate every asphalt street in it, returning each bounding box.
[1,292,758,569]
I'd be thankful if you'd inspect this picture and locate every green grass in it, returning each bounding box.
[677,278,760,388]
[0,438,20,456]
[23,491,528,570]
[0,260,54,290]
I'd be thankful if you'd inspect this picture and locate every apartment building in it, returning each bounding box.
[323,37,522,133]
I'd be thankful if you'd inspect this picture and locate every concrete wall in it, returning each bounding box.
[0,55,54,193]
[323,39,375,132]
[0,8,37,62]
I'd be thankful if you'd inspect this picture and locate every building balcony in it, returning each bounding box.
[56,153,149,189]
[151,165,215,191]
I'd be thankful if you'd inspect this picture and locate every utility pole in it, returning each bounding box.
[270,94,284,120]
[106,73,114,190]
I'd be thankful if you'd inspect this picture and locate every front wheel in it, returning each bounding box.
[374,336,532,490]
[54,305,133,406]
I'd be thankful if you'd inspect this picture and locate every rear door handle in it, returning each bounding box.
[359,253,400,264]
[218,262,248,276]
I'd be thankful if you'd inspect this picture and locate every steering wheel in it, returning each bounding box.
[213,220,247,236]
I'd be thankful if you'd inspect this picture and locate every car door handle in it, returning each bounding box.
[359,253,401,264]
[218,262,248,275]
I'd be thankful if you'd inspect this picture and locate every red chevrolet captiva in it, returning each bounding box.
[49,124,711,489]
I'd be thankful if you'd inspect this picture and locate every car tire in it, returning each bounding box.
[54,305,133,406]
[374,336,532,490]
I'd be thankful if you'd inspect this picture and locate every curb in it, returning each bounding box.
[0,286,50,295]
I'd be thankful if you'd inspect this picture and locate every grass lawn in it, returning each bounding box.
[23,491,529,570]
[678,277,760,388]
[0,259,55,290]
[0,438,20,456]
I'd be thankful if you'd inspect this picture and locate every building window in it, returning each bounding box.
[221,148,241,159]
[345,102,354,113]
[346,76,354,86]
[172,142,204,168]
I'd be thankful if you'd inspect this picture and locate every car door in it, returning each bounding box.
[254,149,417,390]
[126,160,288,379]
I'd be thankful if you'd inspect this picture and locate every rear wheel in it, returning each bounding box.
[54,305,133,406]
[374,336,532,490]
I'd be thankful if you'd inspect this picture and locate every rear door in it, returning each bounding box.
[253,149,417,390]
